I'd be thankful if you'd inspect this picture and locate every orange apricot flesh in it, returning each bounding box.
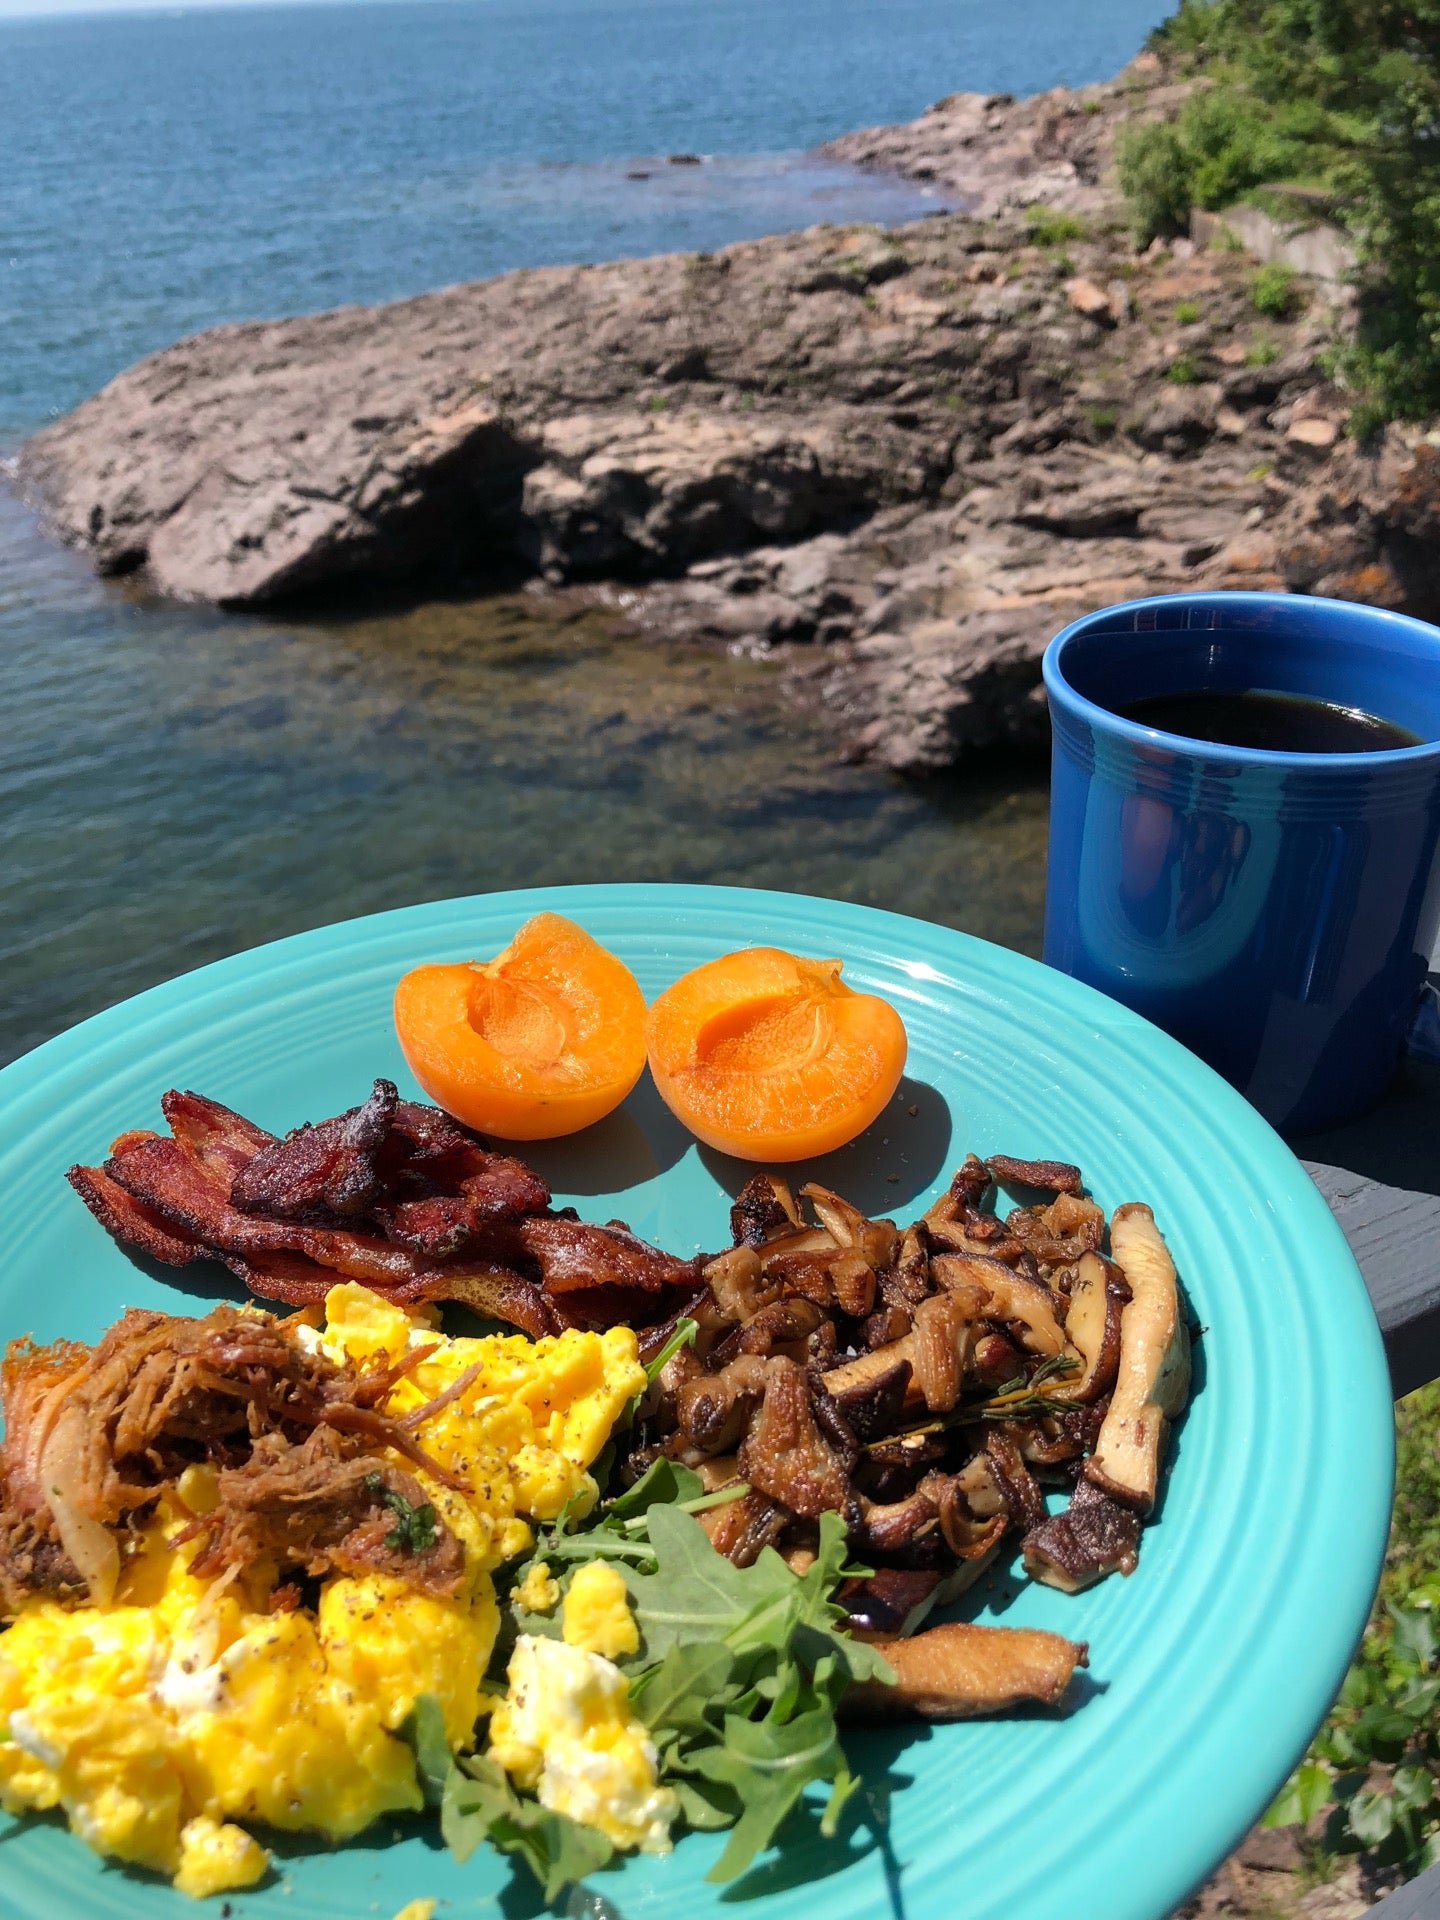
[393,912,647,1140]
[644,946,907,1161]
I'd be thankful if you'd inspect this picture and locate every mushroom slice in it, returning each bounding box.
[857,1482,941,1554]
[967,1268,1071,1360]
[839,1568,941,1638]
[971,1331,1026,1386]
[823,1338,919,1401]
[862,1304,913,1348]
[758,1226,841,1268]
[1052,1252,1130,1404]
[910,1294,973,1413]
[800,1185,900,1272]
[829,1250,877,1319]
[730,1174,802,1247]
[985,1154,1084,1195]
[824,1355,912,1441]
[846,1621,1087,1720]
[673,1352,768,1456]
[738,1356,855,1521]
[982,1428,1047,1533]
[700,1487,790,1567]
[1084,1203,1190,1514]
[1022,1477,1140,1592]
[736,1296,828,1357]
[703,1245,775,1324]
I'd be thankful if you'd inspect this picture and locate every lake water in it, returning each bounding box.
[0,0,1169,1064]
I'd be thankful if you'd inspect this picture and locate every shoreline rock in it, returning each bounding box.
[15,55,1440,772]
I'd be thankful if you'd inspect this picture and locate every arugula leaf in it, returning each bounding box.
[644,1317,698,1384]
[695,1697,851,1882]
[618,1504,767,1658]
[605,1456,705,1522]
[629,1640,737,1733]
[443,1751,614,1900]
[402,1693,453,1809]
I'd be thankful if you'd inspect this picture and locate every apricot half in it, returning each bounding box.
[644,946,908,1161]
[393,912,647,1140]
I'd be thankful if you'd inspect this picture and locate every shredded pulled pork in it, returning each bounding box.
[0,1302,464,1617]
[68,1082,699,1337]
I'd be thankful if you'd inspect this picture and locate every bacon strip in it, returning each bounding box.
[68,1084,692,1337]
[66,1164,203,1268]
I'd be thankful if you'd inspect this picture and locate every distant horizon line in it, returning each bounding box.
[1,0,696,25]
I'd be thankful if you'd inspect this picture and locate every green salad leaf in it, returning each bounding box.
[444,1751,615,1900]
[410,1452,893,1899]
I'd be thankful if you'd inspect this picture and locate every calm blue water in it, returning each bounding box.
[0,0,1169,1065]
[0,0,1168,434]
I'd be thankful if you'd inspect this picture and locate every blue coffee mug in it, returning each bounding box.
[1043,591,1440,1134]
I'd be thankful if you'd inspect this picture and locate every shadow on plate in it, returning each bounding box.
[697,1078,953,1217]
[522,1076,693,1198]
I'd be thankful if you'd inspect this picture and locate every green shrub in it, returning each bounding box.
[1085,402,1119,432]
[1119,0,1440,425]
[1166,354,1203,383]
[1245,334,1280,366]
[1024,205,1088,248]
[1116,120,1192,243]
[1174,300,1202,323]
[1265,1383,1440,1876]
[1251,261,1299,317]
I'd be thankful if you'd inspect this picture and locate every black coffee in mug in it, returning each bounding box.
[1122,688,1422,755]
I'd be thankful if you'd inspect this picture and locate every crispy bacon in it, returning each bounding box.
[521,1216,703,1294]
[65,1163,203,1268]
[69,1084,695,1335]
[229,1079,397,1219]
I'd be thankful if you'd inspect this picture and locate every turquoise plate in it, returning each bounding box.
[0,885,1393,1920]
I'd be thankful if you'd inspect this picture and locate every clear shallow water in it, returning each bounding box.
[0,0,1168,1061]
[0,490,1049,1064]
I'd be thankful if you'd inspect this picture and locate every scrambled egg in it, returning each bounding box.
[488,1630,677,1855]
[0,1284,644,1896]
[562,1559,640,1660]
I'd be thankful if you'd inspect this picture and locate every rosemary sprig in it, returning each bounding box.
[862,1351,1081,1448]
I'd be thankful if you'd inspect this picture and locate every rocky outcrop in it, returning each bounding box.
[818,55,1185,217]
[17,60,1440,771]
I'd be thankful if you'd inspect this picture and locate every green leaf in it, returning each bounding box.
[1390,1602,1438,1672]
[1351,1704,1416,1750]
[1391,1762,1436,1820]
[605,1456,705,1522]
[629,1640,737,1732]
[364,1473,438,1554]
[620,1504,770,1658]
[400,1693,453,1810]
[697,1701,849,1882]
[443,1751,614,1900]
[671,1777,740,1831]
[1263,1761,1332,1828]
[1347,1784,1398,1849]
[644,1317,698,1383]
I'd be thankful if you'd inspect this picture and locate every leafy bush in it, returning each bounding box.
[1265,1382,1440,1876]
[1024,205,1088,248]
[1166,354,1203,383]
[1116,120,1192,242]
[1251,261,1299,316]
[1174,300,1202,322]
[1122,1,1440,423]
[1245,334,1279,366]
